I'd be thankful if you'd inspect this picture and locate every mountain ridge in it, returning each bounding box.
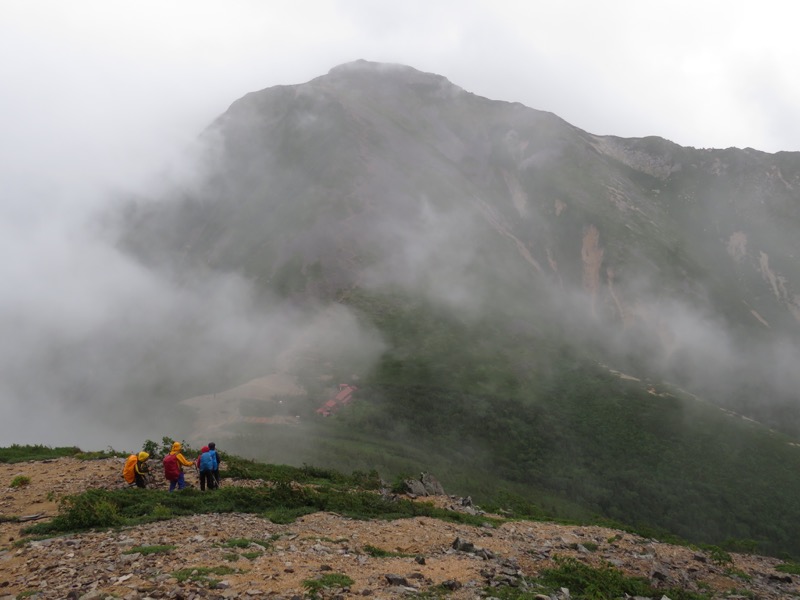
[111,60,800,558]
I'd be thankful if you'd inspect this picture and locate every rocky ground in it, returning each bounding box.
[1,458,799,599]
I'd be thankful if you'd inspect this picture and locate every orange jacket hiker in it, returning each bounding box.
[123,452,150,488]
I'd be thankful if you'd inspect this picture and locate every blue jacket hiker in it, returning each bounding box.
[198,445,219,491]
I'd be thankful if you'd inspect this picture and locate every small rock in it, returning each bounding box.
[384,574,408,586]
[452,537,476,553]
[441,579,461,590]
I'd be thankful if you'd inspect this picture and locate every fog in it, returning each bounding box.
[0,124,388,450]
[3,1,800,451]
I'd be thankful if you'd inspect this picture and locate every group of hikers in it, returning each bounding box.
[122,441,220,492]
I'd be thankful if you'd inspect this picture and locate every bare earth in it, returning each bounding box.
[1,458,799,599]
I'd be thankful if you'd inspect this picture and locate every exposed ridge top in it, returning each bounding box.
[327,59,430,77]
[323,59,458,90]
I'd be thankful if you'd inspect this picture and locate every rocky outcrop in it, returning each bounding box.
[401,472,445,497]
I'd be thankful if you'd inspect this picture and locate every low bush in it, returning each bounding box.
[499,556,711,600]
[362,544,413,558]
[0,445,81,463]
[776,562,800,575]
[47,490,123,530]
[24,483,497,536]
[172,565,236,587]
[224,538,271,549]
[302,573,354,597]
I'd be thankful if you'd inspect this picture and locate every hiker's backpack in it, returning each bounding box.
[199,450,217,472]
[163,453,180,481]
[122,454,137,484]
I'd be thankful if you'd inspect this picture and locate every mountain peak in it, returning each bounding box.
[327,59,443,80]
[320,59,465,97]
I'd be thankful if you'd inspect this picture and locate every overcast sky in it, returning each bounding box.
[2,0,799,448]
[3,0,799,214]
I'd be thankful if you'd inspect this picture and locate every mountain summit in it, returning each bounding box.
[117,61,800,556]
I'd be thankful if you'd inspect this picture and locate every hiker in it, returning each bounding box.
[164,441,194,492]
[208,442,221,488]
[122,451,150,489]
[198,444,219,491]
[194,445,209,471]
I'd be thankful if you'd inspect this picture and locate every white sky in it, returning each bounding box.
[2,0,799,186]
[1,0,800,448]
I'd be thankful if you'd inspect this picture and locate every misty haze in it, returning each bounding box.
[4,60,800,556]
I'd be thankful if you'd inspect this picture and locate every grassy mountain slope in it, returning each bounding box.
[114,61,800,557]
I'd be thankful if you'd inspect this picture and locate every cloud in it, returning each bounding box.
[2,0,800,451]
[0,129,386,451]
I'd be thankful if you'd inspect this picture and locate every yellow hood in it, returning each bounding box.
[137,451,149,462]
[171,441,182,453]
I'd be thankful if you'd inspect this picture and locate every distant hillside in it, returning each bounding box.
[114,60,800,557]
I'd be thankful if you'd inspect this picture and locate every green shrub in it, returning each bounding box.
[776,562,800,575]
[700,544,733,566]
[504,556,711,600]
[390,473,412,494]
[349,469,383,490]
[724,567,752,581]
[25,483,497,537]
[142,437,198,460]
[172,566,236,587]
[302,573,354,597]
[264,506,317,524]
[0,444,81,463]
[10,475,30,488]
[362,544,412,558]
[48,489,123,530]
[224,538,270,549]
[151,503,173,520]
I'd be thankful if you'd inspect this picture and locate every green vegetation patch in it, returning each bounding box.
[494,556,710,600]
[23,483,499,536]
[74,448,128,460]
[698,544,733,566]
[776,562,800,575]
[224,537,272,549]
[0,444,81,463]
[221,455,382,490]
[10,475,31,488]
[302,573,354,597]
[172,565,237,587]
[0,444,125,463]
[362,544,414,558]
